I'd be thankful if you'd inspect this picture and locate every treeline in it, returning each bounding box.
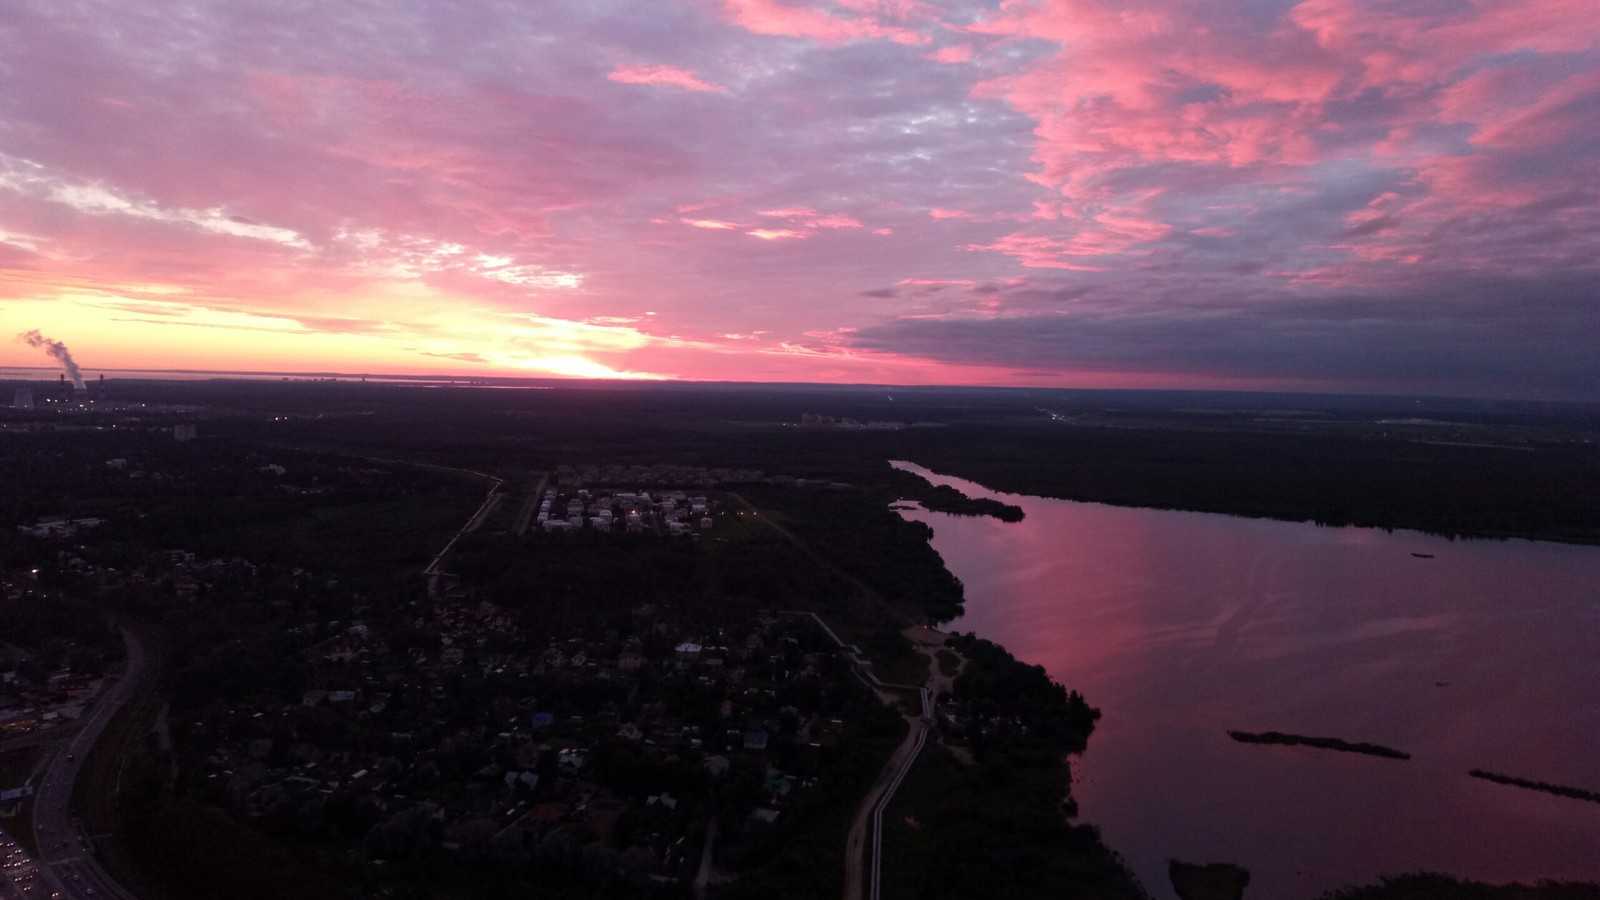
[49,379,1600,548]
[894,423,1600,545]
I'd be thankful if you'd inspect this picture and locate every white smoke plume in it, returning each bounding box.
[17,330,85,389]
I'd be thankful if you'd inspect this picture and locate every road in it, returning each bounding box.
[424,473,505,595]
[844,684,931,900]
[787,614,933,900]
[1,830,42,899]
[25,627,146,900]
[513,471,550,536]
[0,747,47,897]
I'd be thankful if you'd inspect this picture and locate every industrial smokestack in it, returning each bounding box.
[16,330,85,390]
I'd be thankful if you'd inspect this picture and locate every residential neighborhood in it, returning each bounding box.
[2,502,880,893]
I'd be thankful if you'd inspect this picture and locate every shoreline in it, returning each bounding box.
[888,461,1600,897]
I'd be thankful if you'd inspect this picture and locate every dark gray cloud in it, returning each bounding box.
[846,273,1600,399]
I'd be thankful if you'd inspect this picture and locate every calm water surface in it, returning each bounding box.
[891,461,1600,900]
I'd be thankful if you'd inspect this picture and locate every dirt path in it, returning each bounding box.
[904,624,964,697]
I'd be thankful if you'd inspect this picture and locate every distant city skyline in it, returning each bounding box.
[1,0,1596,399]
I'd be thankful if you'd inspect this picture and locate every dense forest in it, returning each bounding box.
[880,635,1142,900]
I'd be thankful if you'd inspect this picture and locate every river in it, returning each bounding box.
[890,460,1600,900]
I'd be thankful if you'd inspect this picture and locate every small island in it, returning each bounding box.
[1170,860,1251,900]
[1228,730,1412,760]
[1319,873,1600,899]
[914,483,1026,521]
[1468,770,1600,804]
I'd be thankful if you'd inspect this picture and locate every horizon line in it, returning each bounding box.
[1,365,1595,407]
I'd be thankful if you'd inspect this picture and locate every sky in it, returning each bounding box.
[1,0,1596,399]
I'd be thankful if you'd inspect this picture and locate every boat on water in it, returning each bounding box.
[1411,552,1435,558]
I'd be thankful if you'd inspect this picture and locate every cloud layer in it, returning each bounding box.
[0,0,1595,397]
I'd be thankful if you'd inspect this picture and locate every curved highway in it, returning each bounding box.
[27,628,145,900]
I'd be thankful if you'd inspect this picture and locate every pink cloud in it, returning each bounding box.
[757,207,862,229]
[1464,70,1600,151]
[967,201,1171,267]
[608,64,726,93]
[950,0,1600,292]
[927,44,973,64]
[1293,0,1597,88]
[808,213,861,229]
[721,0,929,45]
[746,228,807,240]
[964,234,1107,271]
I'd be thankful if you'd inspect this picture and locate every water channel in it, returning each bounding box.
[890,460,1600,899]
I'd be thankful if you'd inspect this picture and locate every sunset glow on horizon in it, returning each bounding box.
[2,0,1596,398]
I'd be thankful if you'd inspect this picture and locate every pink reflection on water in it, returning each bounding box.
[891,461,1600,900]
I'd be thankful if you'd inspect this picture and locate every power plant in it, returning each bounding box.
[6,373,110,412]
